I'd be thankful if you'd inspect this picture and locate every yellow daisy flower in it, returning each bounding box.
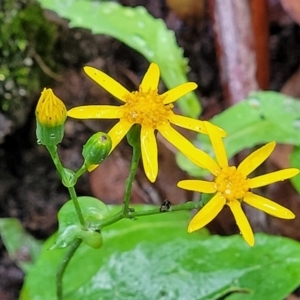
[178,122,299,246]
[68,63,226,182]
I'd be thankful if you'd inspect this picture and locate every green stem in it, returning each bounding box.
[100,200,204,229]
[129,200,203,217]
[68,186,86,228]
[47,145,86,228]
[47,145,65,175]
[56,238,82,300]
[75,164,87,180]
[122,139,141,214]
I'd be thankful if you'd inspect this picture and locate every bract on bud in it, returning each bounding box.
[78,230,103,249]
[82,132,112,169]
[36,88,67,127]
[35,88,67,146]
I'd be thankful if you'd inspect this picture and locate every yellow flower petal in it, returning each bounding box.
[170,113,225,138]
[162,82,198,104]
[248,168,299,188]
[87,164,99,172]
[204,121,228,168]
[140,63,160,92]
[84,66,130,102]
[238,142,276,177]
[108,119,132,152]
[177,180,216,193]
[228,200,254,246]
[203,121,227,137]
[244,192,295,219]
[169,114,208,134]
[68,105,123,119]
[158,123,220,175]
[188,193,225,232]
[140,127,158,182]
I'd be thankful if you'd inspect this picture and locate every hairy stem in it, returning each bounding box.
[47,145,65,175]
[47,146,86,228]
[122,135,141,215]
[99,200,204,229]
[56,238,82,300]
[68,186,86,228]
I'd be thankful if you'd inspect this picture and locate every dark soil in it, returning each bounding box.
[1,0,300,299]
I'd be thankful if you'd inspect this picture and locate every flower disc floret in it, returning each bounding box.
[122,88,173,128]
[214,166,249,202]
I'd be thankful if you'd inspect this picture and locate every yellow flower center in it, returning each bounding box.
[214,166,249,202]
[122,87,173,128]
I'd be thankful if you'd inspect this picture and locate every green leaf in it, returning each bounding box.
[21,205,300,300]
[53,196,109,249]
[290,146,300,194]
[38,0,200,117]
[177,91,300,177]
[0,218,42,273]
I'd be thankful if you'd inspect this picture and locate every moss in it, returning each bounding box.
[0,0,58,128]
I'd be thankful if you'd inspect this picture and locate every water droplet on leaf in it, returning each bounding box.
[248,98,260,108]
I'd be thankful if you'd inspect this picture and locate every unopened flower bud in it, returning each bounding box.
[36,88,67,146]
[82,132,112,169]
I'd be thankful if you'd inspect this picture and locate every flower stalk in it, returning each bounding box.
[47,146,86,228]
[56,238,82,300]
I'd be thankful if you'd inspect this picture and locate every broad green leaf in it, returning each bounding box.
[177,91,300,177]
[53,196,109,249]
[21,205,300,300]
[290,146,300,193]
[0,218,42,273]
[38,0,200,117]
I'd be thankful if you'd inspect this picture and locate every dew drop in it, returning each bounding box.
[283,97,293,106]
[124,9,135,17]
[248,98,260,108]
[60,241,67,248]
[132,35,146,47]
[103,7,112,14]
[137,21,145,28]
[293,119,300,129]
[147,50,154,58]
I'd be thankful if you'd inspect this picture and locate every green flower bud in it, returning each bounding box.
[35,88,67,146]
[82,132,112,169]
[78,230,103,249]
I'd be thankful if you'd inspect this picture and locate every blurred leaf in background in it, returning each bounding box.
[0,218,42,273]
[37,0,201,118]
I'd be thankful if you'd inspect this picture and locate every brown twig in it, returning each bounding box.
[209,0,259,105]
